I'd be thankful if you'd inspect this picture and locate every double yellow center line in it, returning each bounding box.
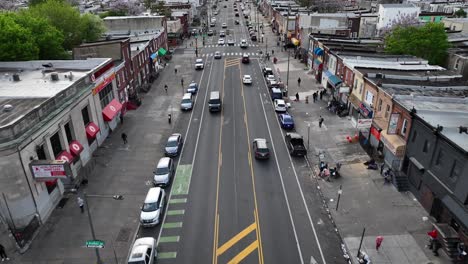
[212,58,264,264]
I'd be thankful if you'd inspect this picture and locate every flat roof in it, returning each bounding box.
[342,55,444,71]
[0,58,109,128]
[396,96,468,152]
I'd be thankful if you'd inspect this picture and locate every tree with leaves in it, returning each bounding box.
[27,0,105,50]
[0,12,66,61]
[151,2,171,17]
[454,9,467,18]
[384,23,450,66]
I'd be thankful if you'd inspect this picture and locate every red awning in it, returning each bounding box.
[102,99,123,121]
[69,140,83,156]
[56,150,74,163]
[85,122,100,139]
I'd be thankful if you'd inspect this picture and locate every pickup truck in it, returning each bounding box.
[285,133,307,156]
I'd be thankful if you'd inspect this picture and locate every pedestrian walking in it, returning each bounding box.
[297,77,301,87]
[174,68,178,74]
[319,116,324,128]
[319,90,323,100]
[164,84,168,93]
[120,114,124,124]
[314,92,318,102]
[380,163,385,175]
[376,236,384,251]
[295,92,299,102]
[121,132,128,144]
[77,197,84,213]
[0,244,9,261]
[181,78,184,87]
[271,49,274,55]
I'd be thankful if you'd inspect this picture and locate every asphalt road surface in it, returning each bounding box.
[137,0,344,263]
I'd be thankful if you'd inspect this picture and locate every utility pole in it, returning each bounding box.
[286,6,291,89]
[83,194,102,264]
[195,37,198,57]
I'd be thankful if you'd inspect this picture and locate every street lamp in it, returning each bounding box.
[82,193,124,264]
[307,123,311,150]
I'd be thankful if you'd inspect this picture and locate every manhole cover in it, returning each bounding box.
[116,228,132,242]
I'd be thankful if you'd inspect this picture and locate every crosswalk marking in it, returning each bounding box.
[203,44,259,48]
[200,52,261,57]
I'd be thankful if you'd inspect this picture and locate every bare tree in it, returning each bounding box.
[379,12,421,36]
[109,0,145,15]
[0,0,16,11]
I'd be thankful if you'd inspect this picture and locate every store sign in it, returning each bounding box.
[92,71,115,95]
[339,86,350,93]
[356,118,372,129]
[29,160,71,181]
[359,103,374,118]
[387,113,400,134]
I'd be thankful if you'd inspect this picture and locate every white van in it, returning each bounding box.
[128,237,157,264]
[140,187,166,227]
[180,93,193,110]
[240,39,248,48]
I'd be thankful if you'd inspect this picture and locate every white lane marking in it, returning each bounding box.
[258,93,305,264]
[257,63,328,264]
[156,56,215,246]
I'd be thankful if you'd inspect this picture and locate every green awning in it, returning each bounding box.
[158,48,167,56]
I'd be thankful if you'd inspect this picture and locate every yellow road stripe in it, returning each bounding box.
[239,61,264,264]
[217,223,256,256]
[227,240,259,264]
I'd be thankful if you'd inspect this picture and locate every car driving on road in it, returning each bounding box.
[252,138,270,160]
[227,39,235,46]
[195,58,204,70]
[243,75,252,84]
[140,187,166,227]
[214,51,222,59]
[241,54,249,63]
[240,39,248,48]
[218,38,225,45]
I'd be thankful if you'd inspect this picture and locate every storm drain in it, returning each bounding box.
[116,227,132,242]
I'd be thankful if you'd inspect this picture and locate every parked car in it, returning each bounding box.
[243,75,252,84]
[128,237,157,264]
[187,82,198,94]
[227,39,235,46]
[222,23,227,28]
[140,187,166,227]
[262,67,274,76]
[285,132,307,156]
[278,113,294,129]
[235,12,239,17]
[164,133,183,156]
[180,93,193,111]
[250,34,257,41]
[219,31,226,37]
[274,99,287,112]
[153,157,174,187]
[252,138,270,160]
[266,75,276,82]
[241,54,250,63]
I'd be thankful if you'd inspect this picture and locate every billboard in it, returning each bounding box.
[29,160,72,181]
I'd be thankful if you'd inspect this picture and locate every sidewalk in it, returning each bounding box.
[255,7,453,264]
[8,40,194,263]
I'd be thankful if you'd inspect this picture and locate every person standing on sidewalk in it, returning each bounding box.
[297,77,301,87]
[295,92,299,102]
[77,197,84,213]
[164,84,168,94]
[121,133,128,144]
[174,68,177,74]
[376,236,384,251]
[0,243,9,261]
[319,116,324,128]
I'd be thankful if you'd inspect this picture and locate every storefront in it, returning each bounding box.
[102,99,123,131]
[380,130,406,169]
[321,70,343,98]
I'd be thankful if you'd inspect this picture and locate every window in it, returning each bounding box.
[435,150,444,166]
[353,79,358,89]
[36,144,47,160]
[401,119,408,136]
[455,58,460,70]
[412,130,417,142]
[116,74,121,87]
[50,132,63,158]
[359,83,363,94]
[384,105,390,118]
[64,122,74,144]
[450,160,462,179]
[82,106,90,126]
[378,99,383,111]
[99,83,114,109]
[423,140,429,153]
[348,20,352,27]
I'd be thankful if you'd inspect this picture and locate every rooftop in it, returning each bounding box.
[0,59,109,128]
[395,96,468,152]
[380,4,418,8]
[341,55,444,71]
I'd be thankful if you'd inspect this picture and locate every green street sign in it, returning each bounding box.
[86,240,105,248]
[203,34,207,37]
